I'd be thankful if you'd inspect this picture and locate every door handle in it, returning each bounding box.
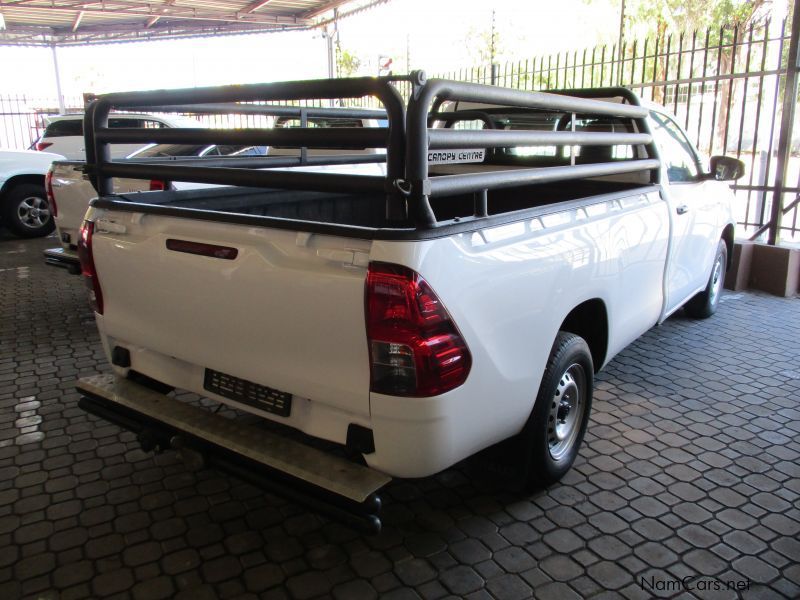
[676,204,689,215]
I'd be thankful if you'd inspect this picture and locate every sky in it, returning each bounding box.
[0,0,623,103]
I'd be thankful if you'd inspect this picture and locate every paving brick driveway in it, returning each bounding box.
[1,233,799,600]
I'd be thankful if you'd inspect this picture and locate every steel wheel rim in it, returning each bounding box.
[547,363,586,462]
[17,195,50,229]
[709,254,724,305]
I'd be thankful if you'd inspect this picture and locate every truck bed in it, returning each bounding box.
[108,178,645,231]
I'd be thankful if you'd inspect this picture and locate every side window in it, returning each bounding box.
[650,112,700,182]
[109,118,143,128]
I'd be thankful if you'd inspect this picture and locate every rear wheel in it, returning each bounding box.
[2,182,54,238]
[519,332,593,488]
[684,240,727,319]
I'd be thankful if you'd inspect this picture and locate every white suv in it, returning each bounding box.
[35,113,200,160]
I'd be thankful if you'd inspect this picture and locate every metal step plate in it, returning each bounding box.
[77,374,390,503]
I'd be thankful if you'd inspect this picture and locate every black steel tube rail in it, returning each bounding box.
[103,77,410,107]
[417,79,649,117]
[96,162,386,195]
[95,127,388,149]
[429,159,661,197]
[123,103,388,119]
[85,75,407,219]
[428,129,652,149]
[122,153,386,170]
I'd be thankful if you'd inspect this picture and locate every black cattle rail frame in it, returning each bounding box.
[84,71,661,228]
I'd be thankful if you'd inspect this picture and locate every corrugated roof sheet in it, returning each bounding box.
[0,0,361,45]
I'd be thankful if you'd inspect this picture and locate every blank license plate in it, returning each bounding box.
[204,369,291,417]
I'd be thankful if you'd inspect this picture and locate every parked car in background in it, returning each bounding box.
[0,149,65,237]
[34,113,201,160]
[44,143,267,271]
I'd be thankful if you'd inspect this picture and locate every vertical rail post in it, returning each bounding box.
[768,0,800,245]
[50,45,66,114]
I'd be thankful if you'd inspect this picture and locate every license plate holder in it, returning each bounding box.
[204,369,291,417]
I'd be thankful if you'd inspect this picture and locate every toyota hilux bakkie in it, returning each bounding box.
[73,73,742,532]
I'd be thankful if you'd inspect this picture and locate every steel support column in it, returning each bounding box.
[768,0,800,245]
[50,44,65,114]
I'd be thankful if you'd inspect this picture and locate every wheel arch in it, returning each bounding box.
[0,174,45,199]
[721,223,735,270]
[559,298,608,372]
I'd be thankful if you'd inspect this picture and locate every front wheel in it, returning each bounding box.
[684,239,727,319]
[2,182,55,238]
[519,332,593,489]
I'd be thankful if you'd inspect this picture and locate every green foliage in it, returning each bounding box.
[336,47,361,78]
[625,0,770,38]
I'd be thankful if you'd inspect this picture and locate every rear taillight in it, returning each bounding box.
[149,179,167,191]
[366,262,471,397]
[77,221,104,314]
[35,141,53,151]
[45,169,57,217]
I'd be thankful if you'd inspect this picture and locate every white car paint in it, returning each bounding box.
[37,113,202,160]
[0,149,65,188]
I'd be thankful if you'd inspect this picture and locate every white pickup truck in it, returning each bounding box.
[74,74,741,532]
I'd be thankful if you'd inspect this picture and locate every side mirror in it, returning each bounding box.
[709,155,745,181]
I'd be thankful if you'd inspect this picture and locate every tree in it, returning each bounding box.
[336,46,361,78]
[625,0,771,149]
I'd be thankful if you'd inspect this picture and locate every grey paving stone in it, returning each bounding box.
[539,555,584,582]
[439,565,483,596]
[1,236,799,599]
[485,573,532,600]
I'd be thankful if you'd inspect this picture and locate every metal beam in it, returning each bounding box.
[768,0,800,245]
[241,0,274,14]
[302,0,354,19]
[71,10,83,32]
[1,1,309,26]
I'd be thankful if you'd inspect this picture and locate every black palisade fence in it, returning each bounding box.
[3,18,799,242]
[438,18,800,244]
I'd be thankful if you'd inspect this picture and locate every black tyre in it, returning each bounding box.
[520,331,593,488]
[684,240,727,319]
[2,182,54,238]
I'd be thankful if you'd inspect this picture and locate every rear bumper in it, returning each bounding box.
[44,247,81,274]
[76,374,390,533]
[95,331,479,479]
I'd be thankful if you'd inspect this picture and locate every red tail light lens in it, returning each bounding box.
[35,141,53,151]
[366,262,471,397]
[77,221,104,314]
[45,169,57,218]
[149,179,167,191]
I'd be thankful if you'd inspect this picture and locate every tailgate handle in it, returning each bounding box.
[95,219,127,234]
[316,248,369,267]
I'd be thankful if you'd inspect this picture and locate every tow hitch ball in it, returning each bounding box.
[135,431,205,470]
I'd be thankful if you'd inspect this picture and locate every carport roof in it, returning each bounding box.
[0,0,367,46]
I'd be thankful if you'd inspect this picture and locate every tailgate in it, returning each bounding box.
[51,162,150,246]
[91,210,373,417]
